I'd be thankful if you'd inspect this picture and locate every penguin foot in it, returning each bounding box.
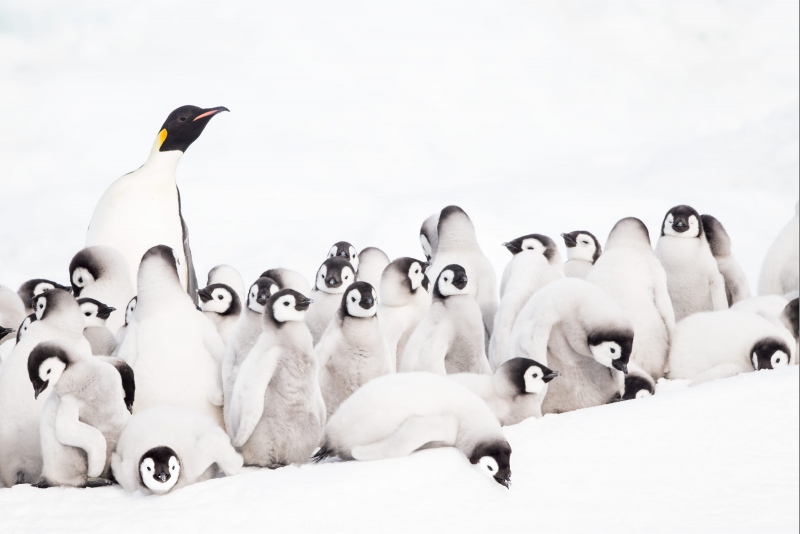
[32,478,53,489]
[84,477,114,488]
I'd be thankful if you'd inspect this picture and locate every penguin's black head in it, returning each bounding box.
[157,105,229,153]
[699,214,731,257]
[315,257,355,294]
[750,337,792,371]
[247,277,279,314]
[341,281,378,318]
[197,283,241,317]
[499,357,560,396]
[266,289,313,327]
[622,375,655,400]
[469,440,512,488]
[28,341,70,399]
[433,264,469,299]
[18,279,71,306]
[662,205,702,238]
[140,245,179,277]
[139,446,181,494]
[68,248,103,297]
[606,217,651,248]
[782,298,799,342]
[390,257,429,294]
[124,296,138,327]
[77,297,116,321]
[588,329,634,374]
[328,241,357,263]
[31,288,77,322]
[560,231,602,263]
[503,233,558,260]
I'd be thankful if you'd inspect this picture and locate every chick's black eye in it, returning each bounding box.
[46,369,51,374]
[610,348,616,354]
[351,297,356,302]
[217,295,223,300]
[283,302,290,306]
[85,312,91,317]
[488,465,494,472]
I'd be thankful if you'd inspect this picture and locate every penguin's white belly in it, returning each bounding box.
[131,315,221,425]
[86,176,187,290]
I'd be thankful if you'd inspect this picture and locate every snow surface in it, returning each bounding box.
[0,1,798,532]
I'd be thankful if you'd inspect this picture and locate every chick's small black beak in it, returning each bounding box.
[543,370,560,383]
[296,298,313,311]
[453,275,468,290]
[360,296,374,308]
[502,242,521,254]
[326,276,341,288]
[97,306,116,320]
[0,327,14,340]
[495,475,511,488]
[612,360,628,374]
[256,293,268,305]
[34,381,48,399]
[421,275,430,291]
[561,233,577,247]
[672,218,688,232]
[197,289,213,303]
[156,470,169,483]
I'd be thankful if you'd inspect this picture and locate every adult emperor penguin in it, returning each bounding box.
[304,257,356,344]
[328,241,359,270]
[317,281,393,417]
[419,213,440,267]
[228,290,326,468]
[377,257,431,370]
[561,230,602,279]
[427,206,498,344]
[759,201,799,296]
[197,283,241,345]
[17,279,71,315]
[85,104,229,302]
[356,247,390,290]
[221,277,280,430]
[655,205,728,321]
[112,404,243,495]
[586,218,675,380]
[313,372,513,488]
[115,245,225,426]
[668,310,796,386]
[77,297,118,356]
[260,268,312,296]
[0,289,91,487]
[490,234,563,369]
[701,214,751,306]
[0,285,25,347]
[206,265,246,306]
[505,278,633,414]
[28,341,131,487]
[68,245,135,332]
[450,357,559,426]
[400,265,491,375]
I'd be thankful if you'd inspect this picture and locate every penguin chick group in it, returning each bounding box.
[0,103,797,495]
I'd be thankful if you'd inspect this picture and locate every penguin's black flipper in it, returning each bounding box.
[177,186,199,305]
[311,443,334,463]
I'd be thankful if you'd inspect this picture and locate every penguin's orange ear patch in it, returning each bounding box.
[158,128,168,147]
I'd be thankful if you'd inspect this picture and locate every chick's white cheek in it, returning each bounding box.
[478,456,499,479]
[771,351,789,369]
[635,390,652,399]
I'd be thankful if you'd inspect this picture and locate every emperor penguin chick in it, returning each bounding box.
[77,297,118,356]
[260,268,312,296]
[317,282,393,417]
[427,206,498,344]
[561,231,602,279]
[758,202,799,296]
[0,285,25,347]
[85,105,229,301]
[668,310,796,385]
[586,218,675,380]
[69,245,135,332]
[197,283,241,345]
[655,205,728,321]
[506,278,633,414]
[400,264,491,375]
[206,264,246,307]
[0,289,91,487]
[115,296,138,345]
[621,362,656,400]
[221,277,280,430]
[304,257,356,344]
[18,279,71,315]
[313,372,513,488]
[450,358,559,426]
[112,404,242,495]
[228,290,326,468]
[115,245,225,426]
[28,341,131,488]
[419,212,440,267]
[490,234,563,369]
[328,241,359,270]
[377,257,431,370]
[701,214,751,305]
[356,247,390,289]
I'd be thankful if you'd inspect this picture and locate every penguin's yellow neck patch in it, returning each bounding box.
[158,128,168,148]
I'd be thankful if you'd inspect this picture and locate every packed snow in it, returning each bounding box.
[0,0,798,533]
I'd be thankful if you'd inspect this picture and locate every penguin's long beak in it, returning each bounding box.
[543,370,560,383]
[612,360,628,374]
[502,242,521,254]
[193,106,230,122]
[561,233,577,247]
